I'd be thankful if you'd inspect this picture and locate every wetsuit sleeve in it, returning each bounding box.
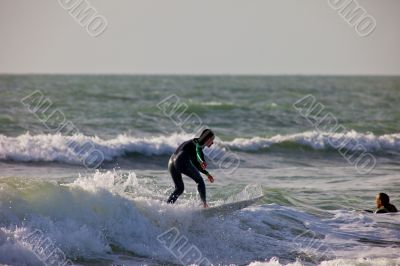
[198,165,210,176]
[190,140,210,176]
[198,150,211,176]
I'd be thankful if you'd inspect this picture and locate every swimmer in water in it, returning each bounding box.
[365,192,398,213]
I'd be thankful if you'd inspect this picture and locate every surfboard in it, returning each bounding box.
[199,196,264,217]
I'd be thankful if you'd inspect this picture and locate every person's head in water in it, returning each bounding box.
[376,192,390,208]
[198,129,215,148]
[375,192,398,213]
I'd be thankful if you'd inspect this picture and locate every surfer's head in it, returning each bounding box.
[376,192,390,208]
[199,129,215,148]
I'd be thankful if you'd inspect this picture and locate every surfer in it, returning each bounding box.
[365,192,398,213]
[167,129,215,208]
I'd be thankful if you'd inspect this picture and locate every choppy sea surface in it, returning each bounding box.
[0,75,399,266]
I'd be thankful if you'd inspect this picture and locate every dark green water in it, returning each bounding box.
[0,75,399,266]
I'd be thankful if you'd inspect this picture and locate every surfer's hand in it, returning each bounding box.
[203,202,209,208]
[201,162,207,170]
[207,175,214,183]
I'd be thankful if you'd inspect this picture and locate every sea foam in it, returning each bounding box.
[0,131,399,165]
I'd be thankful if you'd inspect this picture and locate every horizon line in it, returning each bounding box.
[1,72,399,77]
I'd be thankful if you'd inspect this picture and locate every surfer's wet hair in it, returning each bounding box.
[379,192,390,206]
[199,129,215,145]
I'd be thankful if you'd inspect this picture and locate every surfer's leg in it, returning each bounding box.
[167,160,184,204]
[182,164,206,203]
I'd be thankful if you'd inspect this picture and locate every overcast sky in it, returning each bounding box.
[0,0,399,75]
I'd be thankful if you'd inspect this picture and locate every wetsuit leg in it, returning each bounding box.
[181,162,206,203]
[167,158,184,204]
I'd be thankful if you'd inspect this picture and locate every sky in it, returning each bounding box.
[0,0,399,75]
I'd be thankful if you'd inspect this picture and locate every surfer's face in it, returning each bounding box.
[205,136,214,148]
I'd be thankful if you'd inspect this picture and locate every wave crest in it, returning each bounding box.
[225,130,400,153]
[0,131,399,165]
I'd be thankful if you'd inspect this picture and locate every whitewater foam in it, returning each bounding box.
[0,131,399,166]
[248,257,400,266]
[0,171,278,265]
[1,170,399,265]
[0,171,176,265]
[225,130,400,152]
[0,132,191,165]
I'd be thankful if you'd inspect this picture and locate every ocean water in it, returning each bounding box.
[0,75,399,266]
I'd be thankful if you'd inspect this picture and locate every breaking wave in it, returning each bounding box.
[0,131,399,165]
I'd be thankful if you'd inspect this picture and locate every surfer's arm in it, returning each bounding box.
[192,141,210,176]
[190,154,214,182]
[189,140,214,183]
[190,159,210,176]
[198,160,214,183]
[198,164,214,183]
[198,165,210,176]
[197,148,214,182]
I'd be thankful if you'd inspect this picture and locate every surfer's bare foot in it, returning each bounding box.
[203,202,209,208]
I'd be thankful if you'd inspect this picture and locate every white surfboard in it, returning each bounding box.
[199,196,264,216]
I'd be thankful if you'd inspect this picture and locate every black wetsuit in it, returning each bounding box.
[167,138,210,204]
[364,203,398,214]
[375,204,398,213]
